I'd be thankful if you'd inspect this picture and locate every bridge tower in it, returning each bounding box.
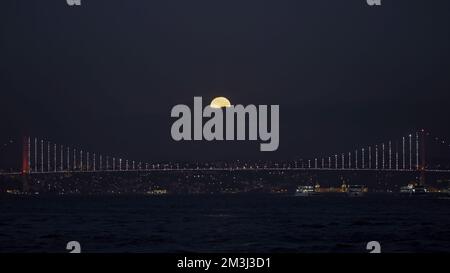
[419,130,426,185]
[22,136,31,174]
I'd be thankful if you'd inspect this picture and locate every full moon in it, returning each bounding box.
[210,97,231,108]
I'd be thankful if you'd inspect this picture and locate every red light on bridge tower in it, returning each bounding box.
[22,136,31,174]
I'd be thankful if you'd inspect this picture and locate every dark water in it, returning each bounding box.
[1,194,450,253]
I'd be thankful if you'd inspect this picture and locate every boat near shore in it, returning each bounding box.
[346,185,367,197]
[294,186,318,197]
[400,184,428,196]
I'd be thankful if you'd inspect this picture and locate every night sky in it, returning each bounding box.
[1,0,449,164]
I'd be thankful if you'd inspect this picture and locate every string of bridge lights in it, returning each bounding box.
[18,130,450,174]
[426,131,450,149]
[0,139,14,152]
[23,137,151,174]
[300,131,425,171]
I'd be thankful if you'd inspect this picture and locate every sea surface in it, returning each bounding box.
[1,194,450,253]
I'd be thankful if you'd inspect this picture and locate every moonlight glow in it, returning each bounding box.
[210,97,231,108]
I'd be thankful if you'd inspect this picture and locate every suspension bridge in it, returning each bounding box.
[2,129,450,176]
